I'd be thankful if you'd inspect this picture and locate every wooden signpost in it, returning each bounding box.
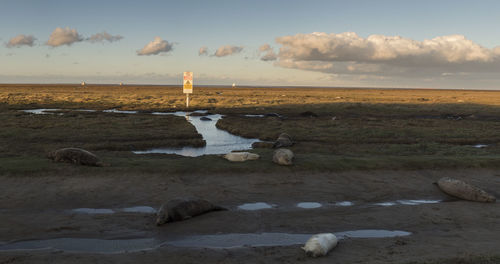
[183,72,193,107]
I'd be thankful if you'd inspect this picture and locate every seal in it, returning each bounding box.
[251,141,274,149]
[47,148,103,167]
[302,233,338,257]
[223,152,260,162]
[156,198,227,225]
[437,177,496,203]
[273,133,293,148]
[272,148,294,165]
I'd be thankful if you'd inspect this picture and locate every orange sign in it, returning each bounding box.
[183,72,193,93]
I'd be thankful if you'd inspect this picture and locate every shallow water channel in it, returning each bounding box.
[21,109,260,157]
[0,230,411,253]
[133,112,259,157]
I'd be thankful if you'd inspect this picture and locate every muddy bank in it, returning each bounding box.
[0,169,499,263]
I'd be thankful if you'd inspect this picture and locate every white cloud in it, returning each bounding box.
[6,34,36,48]
[259,44,272,52]
[199,46,208,56]
[46,27,83,47]
[137,37,173,56]
[87,32,123,43]
[259,43,277,61]
[213,45,243,57]
[273,32,500,78]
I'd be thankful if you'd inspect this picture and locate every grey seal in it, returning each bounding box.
[437,177,496,203]
[156,198,227,225]
[47,148,103,167]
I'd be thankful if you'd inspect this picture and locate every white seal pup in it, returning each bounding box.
[223,152,260,162]
[437,177,496,203]
[272,148,294,165]
[156,198,227,225]
[273,133,293,148]
[47,148,104,167]
[302,233,338,257]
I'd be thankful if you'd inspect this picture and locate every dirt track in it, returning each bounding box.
[1,169,499,263]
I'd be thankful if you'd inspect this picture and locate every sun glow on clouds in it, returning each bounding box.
[46,27,83,47]
[213,45,243,57]
[137,37,173,56]
[6,34,36,48]
[267,32,500,80]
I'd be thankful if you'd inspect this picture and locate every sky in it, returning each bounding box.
[1,0,500,89]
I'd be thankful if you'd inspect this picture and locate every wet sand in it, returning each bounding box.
[1,169,499,263]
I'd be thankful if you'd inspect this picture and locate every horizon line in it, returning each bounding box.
[1,82,500,92]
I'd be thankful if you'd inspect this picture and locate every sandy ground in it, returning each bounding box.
[1,169,499,263]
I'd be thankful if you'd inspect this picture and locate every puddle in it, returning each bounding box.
[0,238,160,254]
[396,200,441,205]
[373,200,441,207]
[244,114,265,118]
[22,109,60,114]
[335,230,411,239]
[374,202,397,207]
[102,109,138,114]
[0,230,411,253]
[296,202,322,209]
[237,202,275,211]
[473,144,488,148]
[71,206,157,215]
[75,109,97,112]
[119,206,157,214]
[335,201,354,206]
[71,208,115,214]
[167,230,412,248]
[133,113,259,157]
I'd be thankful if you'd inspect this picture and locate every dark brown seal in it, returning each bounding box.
[273,133,293,148]
[156,198,227,225]
[437,177,496,203]
[47,148,103,167]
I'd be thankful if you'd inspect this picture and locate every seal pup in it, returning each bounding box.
[156,198,227,225]
[272,148,294,165]
[437,177,496,203]
[302,233,338,257]
[273,133,293,148]
[223,152,260,162]
[47,148,103,167]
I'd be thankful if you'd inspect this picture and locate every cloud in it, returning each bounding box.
[259,43,277,61]
[199,46,208,56]
[137,37,173,56]
[273,32,500,78]
[6,34,36,48]
[259,44,272,52]
[46,27,83,47]
[87,31,123,43]
[213,45,243,57]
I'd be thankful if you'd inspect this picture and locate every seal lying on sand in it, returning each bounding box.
[273,148,294,165]
[251,141,274,149]
[273,133,293,148]
[156,198,227,225]
[437,177,496,203]
[302,233,338,257]
[47,148,103,167]
[223,152,260,162]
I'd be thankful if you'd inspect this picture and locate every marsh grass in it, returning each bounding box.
[1,85,499,175]
[0,109,203,157]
